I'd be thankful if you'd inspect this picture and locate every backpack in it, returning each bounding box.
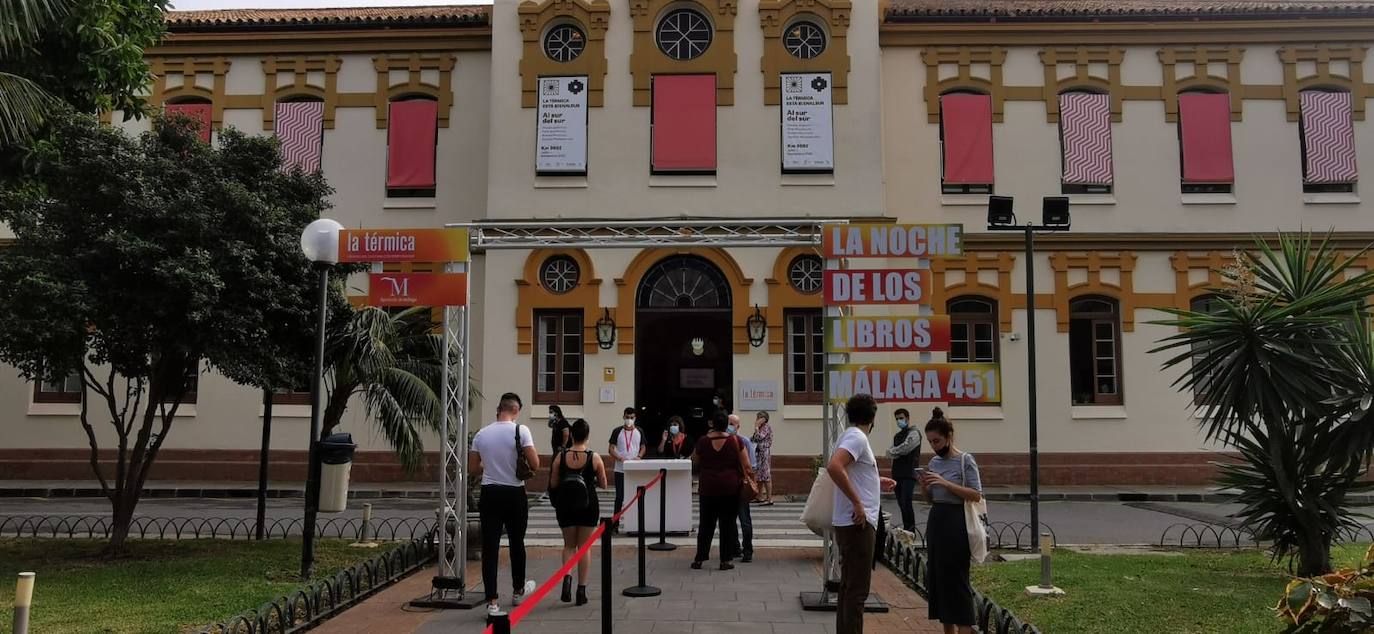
[554,450,592,512]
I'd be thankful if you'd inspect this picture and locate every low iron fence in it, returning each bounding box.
[902,521,1057,552]
[195,534,435,634]
[0,515,437,541]
[880,520,1042,634]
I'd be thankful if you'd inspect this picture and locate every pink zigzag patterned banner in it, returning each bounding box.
[1060,92,1113,185]
[1301,91,1358,184]
[275,101,325,173]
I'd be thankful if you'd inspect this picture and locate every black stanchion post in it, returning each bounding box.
[648,469,676,552]
[623,486,662,597]
[489,613,511,634]
[601,516,613,634]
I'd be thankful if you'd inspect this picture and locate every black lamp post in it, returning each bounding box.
[986,195,1069,553]
[298,218,342,580]
[746,304,767,348]
[596,308,617,350]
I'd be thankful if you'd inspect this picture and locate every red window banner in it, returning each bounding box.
[1178,92,1234,183]
[940,93,994,184]
[338,228,470,263]
[387,99,438,188]
[827,363,1001,404]
[164,103,213,143]
[823,224,963,258]
[826,316,952,353]
[368,272,467,307]
[652,74,717,172]
[823,269,931,306]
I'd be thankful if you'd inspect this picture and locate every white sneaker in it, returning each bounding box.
[512,579,537,606]
[486,602,503,617]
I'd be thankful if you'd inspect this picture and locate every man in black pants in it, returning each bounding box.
[608,406,644,531]
[886,407,921,532]
[470,392,541,616]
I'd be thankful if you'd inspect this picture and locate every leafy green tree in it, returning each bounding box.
[0,0,167,146]
[0,110,343,554]
[1153,233,1374,576]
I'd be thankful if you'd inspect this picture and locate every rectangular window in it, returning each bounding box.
[651,74,717,174]
[164,103,213,143]
[162,365,199,405]
[784,309,824,404]
[1178,92,1234,194]
[534,310,583,404]
[1059,92,1113,194]
[386,99,438,197]
[34,372,82,404]
[1069,315,1122,405]
[939,93,994,194]
[275,101,325,173]
[950,317,997,363]
[272,384,312,406]
[1300,90,1358,193]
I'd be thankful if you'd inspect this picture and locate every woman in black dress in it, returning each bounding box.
[549,418,607,605]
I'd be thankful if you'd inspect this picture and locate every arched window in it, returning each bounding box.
[1069,296,1122,405]
[636,255,731,309]
[939,90,994,194]
[655,7,713,61]
[274,97,325,173]
[1298,88,1357,194]
[1189,294,1223,403]
[948,296,998,363]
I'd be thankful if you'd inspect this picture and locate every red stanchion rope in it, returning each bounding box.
[483,470,667,633]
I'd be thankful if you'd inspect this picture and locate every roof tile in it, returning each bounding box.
[885,0,1374,20]
[166,5,489,30]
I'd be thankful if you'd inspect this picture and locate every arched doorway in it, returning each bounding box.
[635,255,734,445]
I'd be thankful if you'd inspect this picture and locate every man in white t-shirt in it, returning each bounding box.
[470,392,540,616]
[825,393,897,634]
[607,406,645,531]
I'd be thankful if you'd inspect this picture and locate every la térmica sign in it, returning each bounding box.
[337,228,469,263]
[781,72,833,172]
[536,75,589,175]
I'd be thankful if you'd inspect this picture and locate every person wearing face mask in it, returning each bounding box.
[886,407,921,532]
[725,414,757,563]
[607,406,645,532]
[547,405,571,454]
[657,415,692,459]
[826,394,898,634]
[920,408,983,634]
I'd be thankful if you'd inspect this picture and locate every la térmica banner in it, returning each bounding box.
[827,363,1001,404]
[338,228,470,263]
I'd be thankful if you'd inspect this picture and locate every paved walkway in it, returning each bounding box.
[316,546,943,633]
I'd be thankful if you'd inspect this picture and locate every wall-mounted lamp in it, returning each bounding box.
[595,308,617,350]
[746,304,767,348]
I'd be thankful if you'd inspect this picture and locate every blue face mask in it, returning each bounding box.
[896,418,908,429]
[669,425,680,436]
[726,425,737,435]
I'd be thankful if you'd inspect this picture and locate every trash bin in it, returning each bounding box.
[318,433,356,513]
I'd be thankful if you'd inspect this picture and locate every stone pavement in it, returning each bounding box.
[316,546,944,634]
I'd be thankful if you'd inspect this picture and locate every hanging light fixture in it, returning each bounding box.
[595,308,617,350]
[746,304,767,348]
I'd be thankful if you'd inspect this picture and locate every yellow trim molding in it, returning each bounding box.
[518,0,611,108]
[516,249,604,355]
[759,0,851,105]
[1280,45,1369,122]
[922,47,1006,123]
[372,53,457,129]
[629,0,738,107]
[764,246,822,354]
[615,247,753,354]
[260,56,343,130]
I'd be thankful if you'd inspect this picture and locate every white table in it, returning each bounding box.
[621,459,693,535]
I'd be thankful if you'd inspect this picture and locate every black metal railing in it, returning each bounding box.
[195,534,435,634]
[880,520,1042,634]
[1157,521,1374,549]
[0,515,437,541]
[899,521,1056,552]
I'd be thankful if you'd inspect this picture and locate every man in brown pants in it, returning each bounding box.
[826,393,897,633]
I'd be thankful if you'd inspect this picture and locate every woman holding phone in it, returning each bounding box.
[919,408,983,634]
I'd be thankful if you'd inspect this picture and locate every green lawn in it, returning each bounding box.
[0,538,397,634]
[971,544,1370,634]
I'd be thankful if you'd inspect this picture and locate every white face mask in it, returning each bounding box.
[623,418,635,428]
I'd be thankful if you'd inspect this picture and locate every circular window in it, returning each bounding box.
[788,255,823,294]
[543,23,587,63]
[783,21,826,60]
[656,8,713,61]
[540,255,581,294]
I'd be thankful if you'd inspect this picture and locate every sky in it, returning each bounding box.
[172,0,491,9]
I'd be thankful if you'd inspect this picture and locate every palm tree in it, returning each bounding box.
[320,306,449,473]
[0,0,66,145]
[1152,232,1374,576]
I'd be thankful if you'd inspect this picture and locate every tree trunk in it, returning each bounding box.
[1297,530,1334,577]
[106,493,137,556]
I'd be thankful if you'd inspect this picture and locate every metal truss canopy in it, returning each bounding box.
[448,218,858,250]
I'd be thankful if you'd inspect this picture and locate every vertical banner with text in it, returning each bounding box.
[781,72,834,172]
[536,76,589,175]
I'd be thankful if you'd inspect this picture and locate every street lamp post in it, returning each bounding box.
[986,196,1069,553]
[298,218,343,580]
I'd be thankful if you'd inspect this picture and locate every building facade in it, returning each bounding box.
[4,0,1374,491]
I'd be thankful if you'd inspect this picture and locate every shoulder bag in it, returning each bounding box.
[960,452,989,563]
[514,424,535,481]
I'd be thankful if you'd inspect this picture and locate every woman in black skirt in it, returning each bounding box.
[549,418,607,606]
[919,409,983,634]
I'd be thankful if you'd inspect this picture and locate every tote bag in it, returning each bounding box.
[961,453,990,563]
[800,467,836,537]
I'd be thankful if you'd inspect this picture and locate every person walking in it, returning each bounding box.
[886,407,921,532]
[607,406,644,531]
[826,394,897,634]
[657,415,693,459]
[547,404,571,454]
[469,392,540,616]
[750,411,774,505]
[548,418,606,606]
[920,410,983,634]
[727,414,756,563]
[690,411,752,570]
